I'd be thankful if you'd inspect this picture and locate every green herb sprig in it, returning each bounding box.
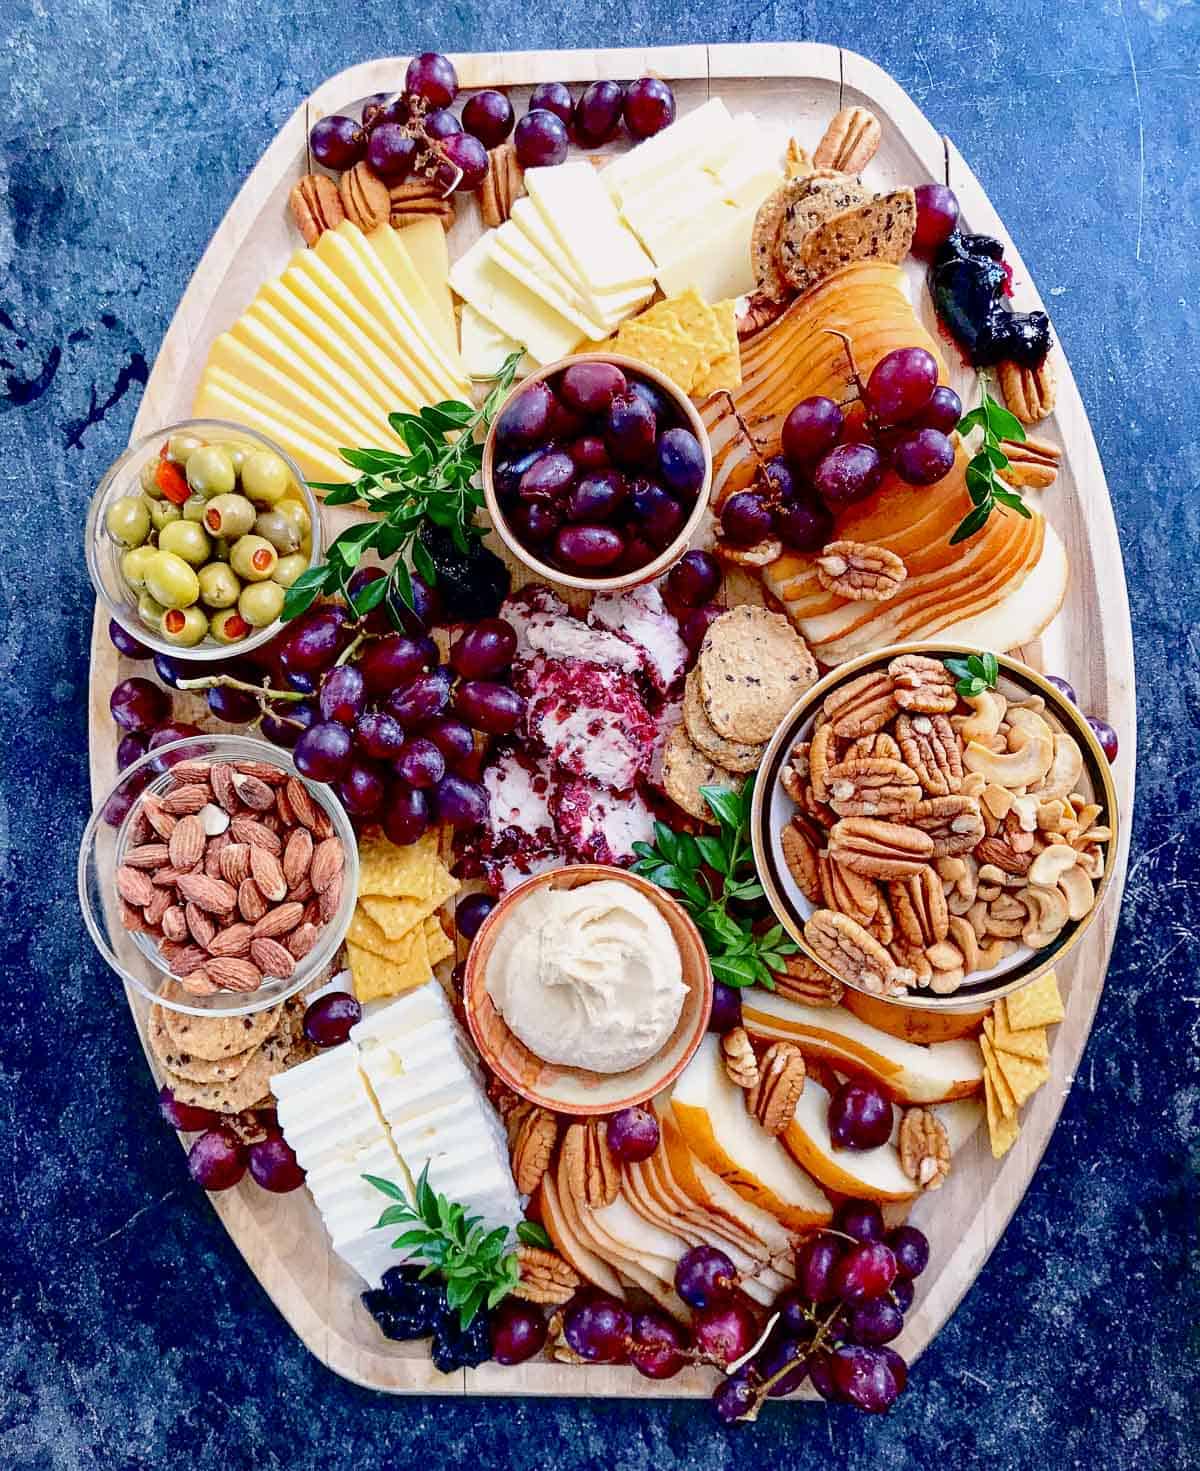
[631,776,797,989]
[283,353,522,625]
[950,386,1033,545]
[943,650,1000,698]
[365,1163,544,1329]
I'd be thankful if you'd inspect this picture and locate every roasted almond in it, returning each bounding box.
[208,922,254,958]
[238,878,268,924]
[250,936,296,979]
[311,836,344,894]
[286,921,319,959]
[205,956,263,993]
[232,772,275,811]
[218,843,252,886]
[287,877,314,905]
[123,843,170,870]
[151,864,194,888]
[176,967,218,997]
[116,866,155,907]
[235,760,286,785]
[252,901,305,940]
[185,901,217,949]
[176,872,238,914]
[166,759,214,786]
[168,813,206,871]
[210,763,240,813]
[120,902,148,933]
[161,784,211,816]
[140,794,177,839]
[285,778,318,831]
[144,887,172,927]
[283,828,313,889]
[249,845,288,903]
[230,815,282,854]
[160,905,188,942]
[318,873,343,923]
[160,942,211,977]
[274,784,296,827]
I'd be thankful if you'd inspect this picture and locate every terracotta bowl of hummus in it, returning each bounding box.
[463,865,713,1115]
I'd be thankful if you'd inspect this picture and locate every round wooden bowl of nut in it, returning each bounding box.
[750,643,1119,1011]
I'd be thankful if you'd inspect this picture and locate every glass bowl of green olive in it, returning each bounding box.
[86,419,322,662]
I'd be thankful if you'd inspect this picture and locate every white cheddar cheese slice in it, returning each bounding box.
[193,374,351,484]
[230,308,405,450]
[654,204,760,303]
[394,218,458,352]
[524,162,656,293]
[459,303,526,379]
[602,98,735,201]
[363,223,462,370]
[449,234,584,364]
[488,232,611,341]
[508,199,652,314]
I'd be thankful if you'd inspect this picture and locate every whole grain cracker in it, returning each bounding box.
[798,188,916,281]
[149,1004,265,1084]
[159,978,283,1060]
[697,606,818,745]
[682,669,764,774]
[661,723,739,825]
[159,1017,301,1113]
[775,173,872,293]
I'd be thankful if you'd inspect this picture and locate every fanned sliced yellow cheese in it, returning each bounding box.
[394,219,457,351]
[365,224,461,369]
[194,371,355,484]
[488,231,611,341]
[508,199,653,318]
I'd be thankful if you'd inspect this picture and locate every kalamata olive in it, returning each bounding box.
[519,450,575,502]
[560,361,627,415]
[555,524,626,570]
[567,470,626,523]
[606,390,657,468]
[496,381,555,445]
[569,435,610,470]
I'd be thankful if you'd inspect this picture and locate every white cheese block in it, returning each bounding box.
[619,169,727,259]
[449,234,584,364]
[602,97,736,202]
[714,151,784,211]
[654,203,760,303]
[524,162,656,293]
[363,222,462,369]
[393,218,458,353]
[458,303,528,379]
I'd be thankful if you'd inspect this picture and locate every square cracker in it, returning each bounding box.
[347,932,431,1003]
[979,1032,1017,1119]
[799,187,916,278]
[1005,970,1065,1030]
[347,909,427,964]
[984,1069,1020,1159]
[992,1002,1049,1062]
[992,1046,1051,1109]
[613,320,705,395]
[359,867,458,939]
[358,831,441,899]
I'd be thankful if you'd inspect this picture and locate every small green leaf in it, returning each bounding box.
[340,447,406,474]
[983,443,1010,470]
[411,537,436,587]
[322,482,364,507]
[352,576,389,616]
[516,1221,552,1249]
[388,1228,433,1250]
[711,953,761,988]
[694,834,730,875]
[630,841,656,862]
[944,656,973,680]
[982,393,1026,444]
[363,1173,409,1202]
[949,502,993,545]
[700,785,743,831]
[980,652,999,686]
[993,487,1032,517]
[957,405,988,435]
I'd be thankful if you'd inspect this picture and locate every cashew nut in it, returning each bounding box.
[1034,734,1085,801]
[926,940,964,971]
[1077,846,1105,880]
[1010,793,1040,832]
[959,690,1007,742]
[929,966,965,995]
[976,939,1013,970]
[964,731,1055,788]
[1058,865,1095,921]
[982,783,1015,821]
[1021,885,1069,948]
[1028,842,1080,887]
[947,915,980,972]
[1006,706,1053,746]
[1037,798,1072,833]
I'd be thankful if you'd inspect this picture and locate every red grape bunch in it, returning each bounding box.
[718,336,964,556]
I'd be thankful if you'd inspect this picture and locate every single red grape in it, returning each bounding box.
[310,114,365,169]
[491,1299,546,1365]
[913,183,960,257]
[527,81,573,125]
[158,1085,220,1133]
[888,1225,930,1280]
[514,109,569,167]
[627,1311,686,1379]
[833,1241,899,1303]
[782,395,844,466]
[187,1130,247,1191]
[406,52,458,108]
[865,347,939,424]
[367,123,418,181]
[828,1080,894,1150]
[623,77,676,139]
[607,1106,659,1162]
[439,131,488,192]
[248,1135,306,1193]
[574,80,624,146]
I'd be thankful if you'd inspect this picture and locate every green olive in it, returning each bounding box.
[210,608,251,644]
[140,459,165,499]
[203,492,256,539]
[167,432,205,465]
[275,497,311,537]
[182,494,209,523]
[137,591,166,628]
[148,498,182,532]
[197,561,242,609]
[225,443,249,474]
[238,579,285,627]
[273,553,308,588]
[160,605,210,647]
[145,549,200,609]
[186,444,237,499]
[241,449,291,505]
[158,519,212,567]
[121,544,159,594]
[229,534,278,582]
[254,508,301,554]
[105,495,151,548]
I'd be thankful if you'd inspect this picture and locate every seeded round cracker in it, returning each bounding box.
[682,669,764,774]
[776,173,872,293]
[697,606,819,745]
[149,1004,266,1084]
[159,979,284,1061]
[799,188,917,279]
[661,723,740,825]
[158,1019,301,1114]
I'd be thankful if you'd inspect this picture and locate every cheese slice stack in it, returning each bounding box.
[271,985,522,1286]
[449,161,657,365]
[194,220,468,486]
[601,99,785,306]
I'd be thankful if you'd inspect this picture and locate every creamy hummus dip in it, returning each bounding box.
[484,880,686,1074]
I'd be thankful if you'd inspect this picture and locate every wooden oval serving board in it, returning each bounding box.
[87,43,1136,1397]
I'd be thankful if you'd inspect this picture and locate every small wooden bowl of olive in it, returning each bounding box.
[87,419,321,662]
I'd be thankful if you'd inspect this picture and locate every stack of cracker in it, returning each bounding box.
[148,981,316,1115]
[607,288,741,398]
[347,829,459,1003]
[979,969,1066,1159]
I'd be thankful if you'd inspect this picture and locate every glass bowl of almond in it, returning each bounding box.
[750,644,1119,1010]
[79,734,358,1017]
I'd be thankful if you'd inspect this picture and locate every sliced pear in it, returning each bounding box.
[783,1077,917,1201]
[742,992,984,1104]
[669,1036,833,1230]
[841,988,990,1044]
[537,1175,623,1297]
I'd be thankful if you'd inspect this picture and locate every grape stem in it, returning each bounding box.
[334,631,367,668]
[176,673,307,703]
[825,328,869,401]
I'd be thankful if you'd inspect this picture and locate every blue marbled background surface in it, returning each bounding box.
[2,2,1197,1468]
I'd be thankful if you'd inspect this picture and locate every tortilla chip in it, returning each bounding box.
[424,915,455,966]
[979,1033,1017,1119]
[992,1047,1051,1109]
[347,932,432,1003]
[357,831,441,899]
[1004,970,1065,1030]
[992,1001,1049,1062]
[359,868,459,940]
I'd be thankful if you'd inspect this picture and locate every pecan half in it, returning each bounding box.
[910,795,986,857]
[998,434,1061,489]
[512,1107,558,1195]
[998,357,1056,424]
[845,730,902,763]
[721,1027,760,1090]
[816,541,907,602]
[805,909,914,995]
[480,142,524,228]
[747,1042,806,1135]
[888,654,958,714]
[819,852,881,927]
[896,713,963,797]
[782,818,823,904]
[825,756,922,818]
[561,1119,619,1209]
[888,866,949,948]
[774,953,844,1006]
[513,1245,580,1305]
[812,107,882,173]
[339,161,390,232]
[828,816,935,879]
[714,534,784,567]
[898,1107,951,1190]
[289,173,345,245]
[823,670,898,737]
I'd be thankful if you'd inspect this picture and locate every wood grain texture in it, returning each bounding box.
[86,42,1135,1398]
